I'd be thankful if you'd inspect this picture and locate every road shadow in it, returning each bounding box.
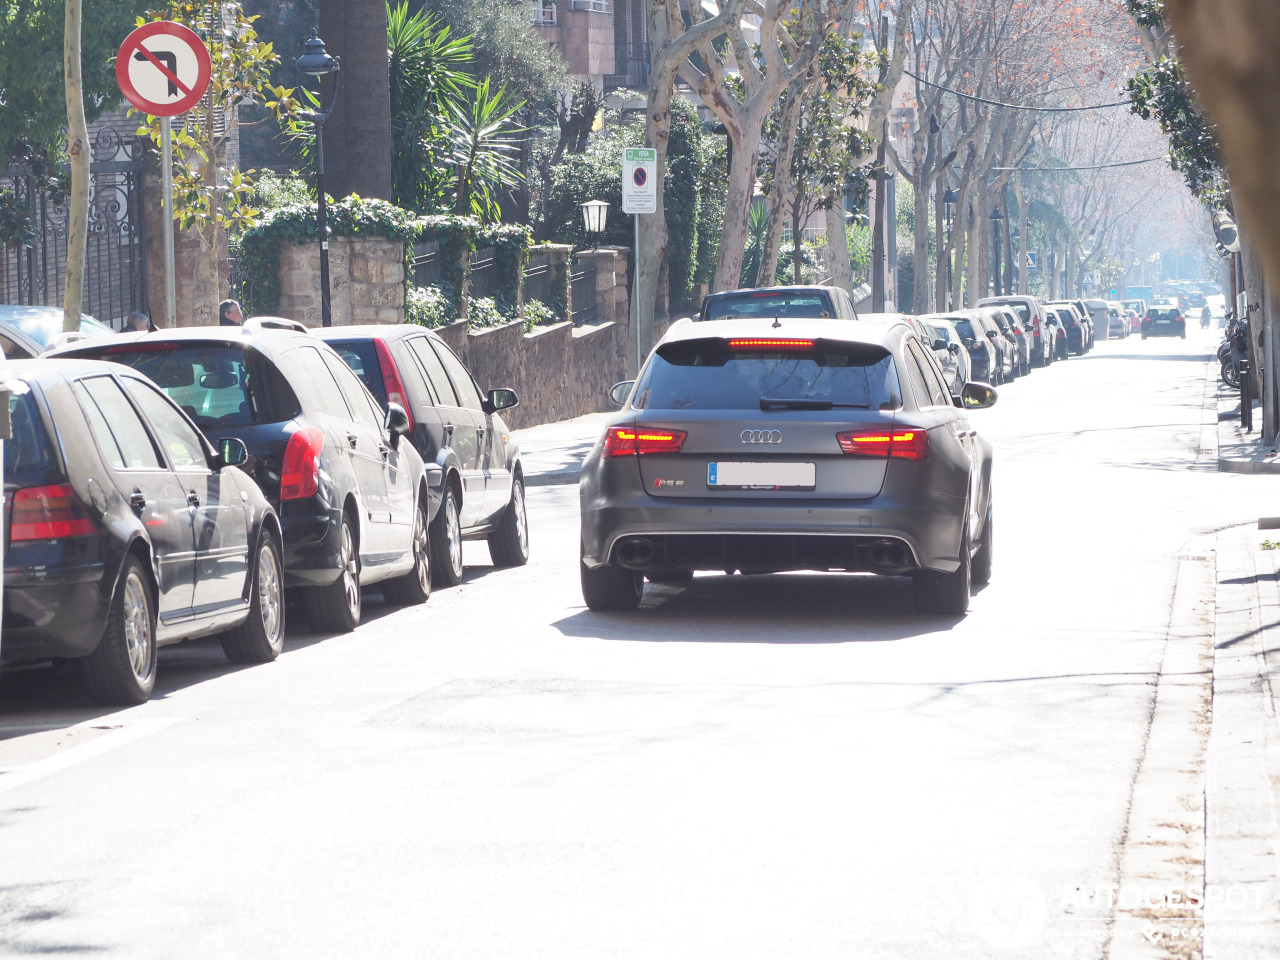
[553,572,969,644]
[1087,353,1213,362]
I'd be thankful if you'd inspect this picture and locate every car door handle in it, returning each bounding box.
[129,490,147,510]
[347,433,359,448]
[443,424,454,441]
[187,491,201,507]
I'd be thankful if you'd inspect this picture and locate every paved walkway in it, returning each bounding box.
[512,411,612,486]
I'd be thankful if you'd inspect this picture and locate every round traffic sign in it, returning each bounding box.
[116,21,212,117]
[632,167,647,187]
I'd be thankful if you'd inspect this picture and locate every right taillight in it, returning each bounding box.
[10,483,97,540]
[280,426,324,500]
[602,426,687,457]
[374,338,414,432]
[836,427,930,460]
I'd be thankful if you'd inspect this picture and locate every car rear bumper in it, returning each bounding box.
[279,508,344,588]
[2,560,109,661]
[581,488,966,576]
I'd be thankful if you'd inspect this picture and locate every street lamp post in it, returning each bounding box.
[295,34,341,327]
[943,188,958,309]
[989,207,1004,296]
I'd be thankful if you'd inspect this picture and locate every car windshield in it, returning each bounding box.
[995,302,1030,324]
[88,343,300,426]
[326,340,387,405]
[4,388,55,480]
[632,338,901,411]
[1,308,114,349]
[952,319,976,340]
[703,293,832,320]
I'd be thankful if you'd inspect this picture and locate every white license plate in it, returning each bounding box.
[707,461,816,489]
[1156,320,1170,326]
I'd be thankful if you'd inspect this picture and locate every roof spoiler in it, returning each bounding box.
[244,316,310,334]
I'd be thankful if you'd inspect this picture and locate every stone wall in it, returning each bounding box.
[276,237,405,327]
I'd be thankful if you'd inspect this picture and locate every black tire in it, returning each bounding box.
[581,548,643,611]
[383,502,432,605]
[82,555,157,705]
[972,507,993,585]
[647,568,694,583]
[221,534,286,663]
[310,515,361,633]
[488,476,530,567]
[430,484,464,586]
[1222,359,1241,389]
[913,527,971,616]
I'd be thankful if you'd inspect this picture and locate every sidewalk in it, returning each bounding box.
[1206,523,1280,958]
[511,411,612,486]
[1216,371,1280,474]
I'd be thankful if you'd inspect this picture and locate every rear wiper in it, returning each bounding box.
[758,397,869,411]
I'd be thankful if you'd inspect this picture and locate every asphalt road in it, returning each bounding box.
[1,327,1275,958]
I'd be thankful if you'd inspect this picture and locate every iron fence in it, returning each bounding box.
[410,239,442,288]
[523,250,552,305]
[570,259,597,325]
[0,126,148,326]
[469,245,497,300]
[606,41,650,90]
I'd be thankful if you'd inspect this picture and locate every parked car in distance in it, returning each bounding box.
[698,285,860,321]
[1142,301,1187,339]
[915,316,971,397]
[0,304,116,360]
[580,317,997,615]
[51,319,432,632]
[1083,298,1111,342]
[1106,301,1131,338]
[996,305,1034,377]
[1122,298,1147,319]
[314,325,529,586]
[977,295,1051,367]
[941,313,998,385]
[975,308,1016,384]
[2,358,284,704]
[1047,304,1085,356]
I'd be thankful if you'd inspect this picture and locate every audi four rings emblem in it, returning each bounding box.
[741,429,783,444]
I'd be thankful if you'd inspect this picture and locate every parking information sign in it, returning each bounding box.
[622,148,657,214]
[115,21,211,117]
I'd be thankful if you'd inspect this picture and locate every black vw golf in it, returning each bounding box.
[3,359,284,704]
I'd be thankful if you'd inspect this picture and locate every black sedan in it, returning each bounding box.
[3,359,284,704]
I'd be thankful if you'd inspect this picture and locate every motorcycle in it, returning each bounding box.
[1219,315,1248,389]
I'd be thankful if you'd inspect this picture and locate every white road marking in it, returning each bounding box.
[0,717,183,798]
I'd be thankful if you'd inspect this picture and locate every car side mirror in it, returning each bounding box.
[483,387,519,414]
[961,382,998,409]
[948,342,961,354]
[608,380,635,407]
[216,437,248,468]
[962,337,975,349]
[384,402,411,442]
[932,338,948,352]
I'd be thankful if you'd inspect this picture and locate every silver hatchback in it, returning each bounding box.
[579,318,998,615]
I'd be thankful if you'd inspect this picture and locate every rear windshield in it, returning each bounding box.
[703,293,833,320]
[633,338,901,411]
[326,340,386,405]
[87,344,300,426]
[952,319,976,340]
[1149,308,1182,320]
[4,389,56,480]
[2,310,114,349]
[992,302,1030,324]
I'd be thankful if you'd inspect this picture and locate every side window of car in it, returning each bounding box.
[74,376,164,471]
[408,337,459,406]
[288,346,359,422]
[0,331,32,359]
[899,341,934,408]
[321,350,386,434]
[120,376,209,471]
[430,341,485,413]
[907,340,951,406]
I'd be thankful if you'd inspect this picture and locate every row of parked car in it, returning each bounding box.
[1,307,529,705]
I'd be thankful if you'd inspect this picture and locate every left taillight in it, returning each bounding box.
[836,427,930,460]
[10,483,97,541]
[602,426,688,457]
[373,338,414,432]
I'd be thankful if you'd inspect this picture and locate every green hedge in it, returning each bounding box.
[665,97,701,306]
[477,221,533,315]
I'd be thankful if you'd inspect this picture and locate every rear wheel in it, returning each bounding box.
[581,547,643,611]
[82,556,157,705]
[430,485,464,586]
[488,477,530,567]
[383,502,432,605]
[311,515,360,633]
[221,534,286,662]
[913,528,971,616]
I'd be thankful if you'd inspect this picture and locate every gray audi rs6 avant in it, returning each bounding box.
[579,317,998,615]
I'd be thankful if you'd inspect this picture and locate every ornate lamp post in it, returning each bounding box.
[580,200,609,251]
[296,34,341,326]
[942,188,958,308]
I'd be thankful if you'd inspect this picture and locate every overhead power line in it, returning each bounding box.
[993,156,1167,172]
[904,70,1132,112]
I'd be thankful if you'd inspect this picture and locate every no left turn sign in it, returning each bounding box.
[116,21,211,117]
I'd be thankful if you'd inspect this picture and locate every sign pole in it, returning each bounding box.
[160,115,176,328]
[633,213,641,376]
[621,146,657,378]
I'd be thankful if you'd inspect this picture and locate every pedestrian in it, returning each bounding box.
[124,311,157,333]
[219,299,244,326]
